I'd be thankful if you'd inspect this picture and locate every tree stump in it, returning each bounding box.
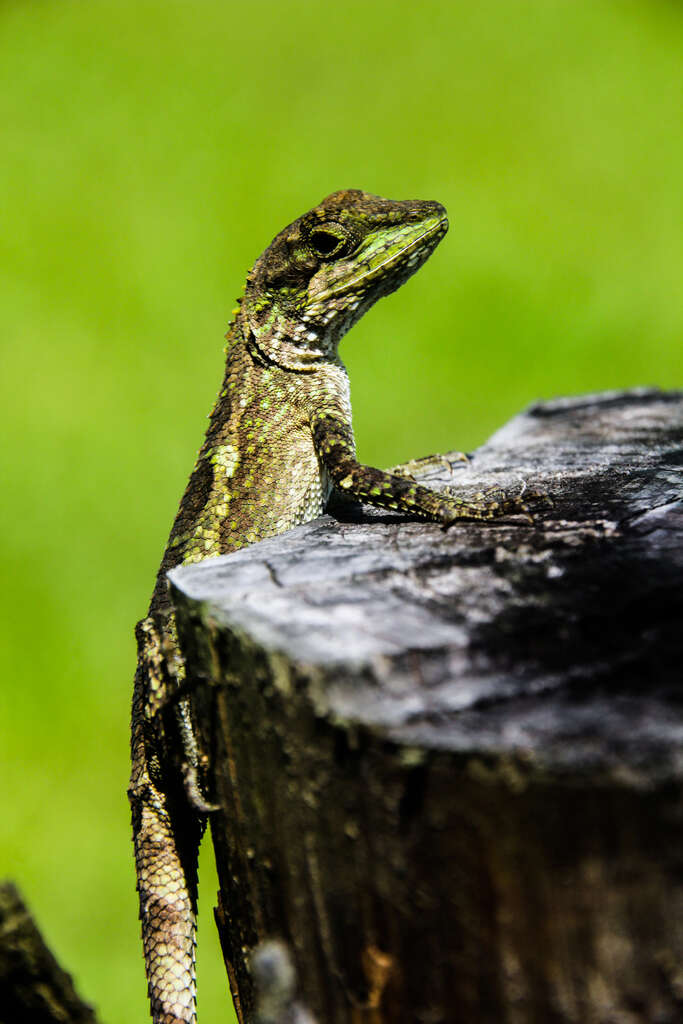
[0,882,100,1024]
[170,388,683,1024]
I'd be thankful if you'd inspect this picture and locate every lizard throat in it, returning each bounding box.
[247,327,330,372]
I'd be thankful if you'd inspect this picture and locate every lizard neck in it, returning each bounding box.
[148,313,349,618]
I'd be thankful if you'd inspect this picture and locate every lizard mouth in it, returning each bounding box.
[307,210,448,308]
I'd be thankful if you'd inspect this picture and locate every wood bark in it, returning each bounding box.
[0,881,100,1024]
[170,388,683,1024]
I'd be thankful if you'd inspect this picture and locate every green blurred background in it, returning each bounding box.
[1,1,681,1020]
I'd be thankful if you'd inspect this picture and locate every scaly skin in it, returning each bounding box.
[129,190,525,1024]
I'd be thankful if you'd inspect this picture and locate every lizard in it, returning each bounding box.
[128,189,529,1024]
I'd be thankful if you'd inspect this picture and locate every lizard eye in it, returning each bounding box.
[308,223,348,260]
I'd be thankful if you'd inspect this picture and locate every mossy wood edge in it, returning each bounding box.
[170,388,683,1024]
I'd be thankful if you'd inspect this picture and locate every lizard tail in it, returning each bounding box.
[130,616,206,1024]
[132,783,200,1024]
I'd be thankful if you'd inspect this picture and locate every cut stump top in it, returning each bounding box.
[170,388,683,786]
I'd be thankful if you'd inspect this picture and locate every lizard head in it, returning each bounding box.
[243,190,448,370]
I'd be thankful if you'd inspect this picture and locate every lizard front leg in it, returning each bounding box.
[129,617,204,1024]
[313,413,525,524]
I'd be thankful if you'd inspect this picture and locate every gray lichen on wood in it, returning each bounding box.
[171,389,683,1024]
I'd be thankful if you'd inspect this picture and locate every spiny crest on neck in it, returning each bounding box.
[242,189,448,371]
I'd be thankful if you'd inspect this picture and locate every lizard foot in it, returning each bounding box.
[390,452,469,481]
[440,481,549,526]
[182,761,220,814]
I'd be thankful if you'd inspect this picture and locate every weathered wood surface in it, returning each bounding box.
[170,388,683,1024]
[0,881,100,1024]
